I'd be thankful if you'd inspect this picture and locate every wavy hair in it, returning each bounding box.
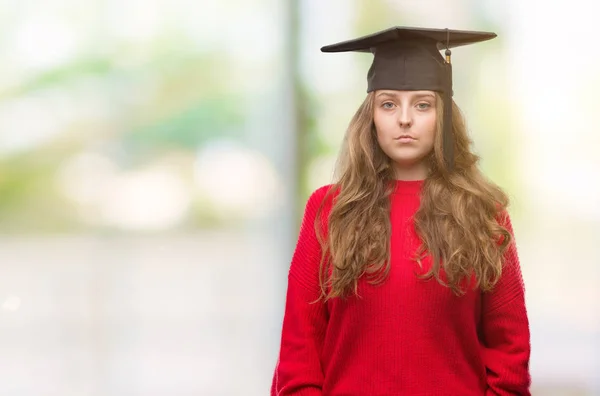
[315,92,511,300]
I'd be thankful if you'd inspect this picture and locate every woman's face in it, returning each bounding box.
[373,90,437,179]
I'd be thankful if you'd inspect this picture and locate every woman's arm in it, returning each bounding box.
[271,186,331,396]
[481,212,532,396]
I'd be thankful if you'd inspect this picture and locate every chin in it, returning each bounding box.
[390,155,426,168]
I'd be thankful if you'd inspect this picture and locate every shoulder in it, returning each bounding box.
[300,184,339,233]
[495,207,514,234]
[305,184,338,211]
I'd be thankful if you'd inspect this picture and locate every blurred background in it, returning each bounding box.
[0,0,598,395]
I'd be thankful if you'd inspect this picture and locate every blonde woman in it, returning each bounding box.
[271,27,531,396]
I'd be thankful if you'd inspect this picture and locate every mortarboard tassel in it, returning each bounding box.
[443,32,455,172]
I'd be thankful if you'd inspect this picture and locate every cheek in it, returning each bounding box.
[374,113,395,140]
[421,114,437,142]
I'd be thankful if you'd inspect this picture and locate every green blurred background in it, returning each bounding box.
[0,0,599,395]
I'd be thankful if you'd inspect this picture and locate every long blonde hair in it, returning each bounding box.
[315,92,511,300]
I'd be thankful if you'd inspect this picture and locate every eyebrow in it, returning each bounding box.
[376,91,436,100]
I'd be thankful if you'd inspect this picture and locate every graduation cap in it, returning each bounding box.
[321,27,497,171]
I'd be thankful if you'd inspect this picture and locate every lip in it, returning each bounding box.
[394,135,416,141]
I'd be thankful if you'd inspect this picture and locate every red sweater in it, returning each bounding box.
[271,180,531,396]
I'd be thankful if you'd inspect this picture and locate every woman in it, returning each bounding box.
[271,26,531,396]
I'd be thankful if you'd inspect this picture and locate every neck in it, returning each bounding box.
[392,161,428,181]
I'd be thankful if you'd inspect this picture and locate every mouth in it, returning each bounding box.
[394,135,416,140]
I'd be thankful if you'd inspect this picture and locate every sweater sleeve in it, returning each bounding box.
[481,212,532,396]
[271,186,331,396]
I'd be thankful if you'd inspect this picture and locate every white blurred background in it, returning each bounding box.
[0,0,598,395]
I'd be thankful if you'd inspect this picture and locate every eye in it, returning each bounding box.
[382,102,395,109]
[416,102,431,110]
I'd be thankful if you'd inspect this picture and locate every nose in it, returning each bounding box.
[398,107,413,128]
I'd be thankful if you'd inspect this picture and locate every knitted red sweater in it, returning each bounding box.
[271,180,531,396]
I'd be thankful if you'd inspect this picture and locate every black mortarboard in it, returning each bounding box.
[321,26,497,171]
